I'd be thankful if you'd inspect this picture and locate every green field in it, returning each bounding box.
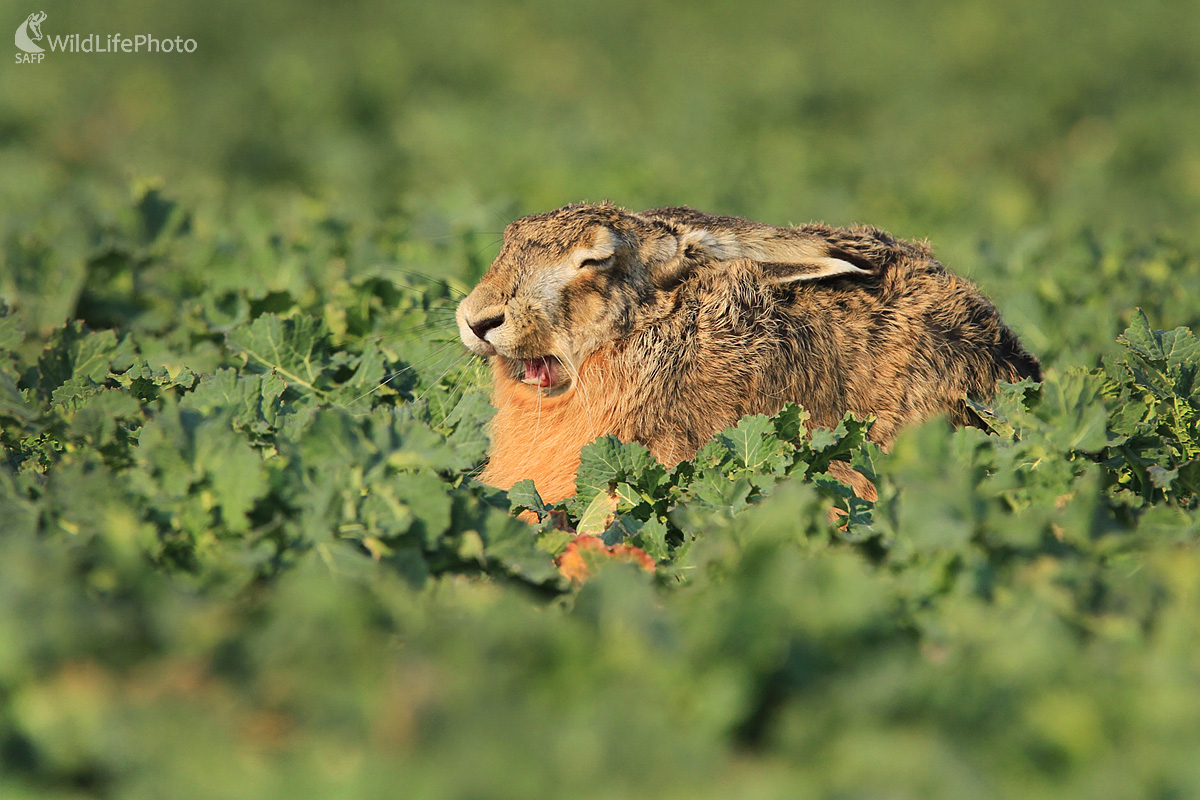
[3,0,1200,797]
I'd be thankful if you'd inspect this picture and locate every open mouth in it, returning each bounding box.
[516,356,567,391]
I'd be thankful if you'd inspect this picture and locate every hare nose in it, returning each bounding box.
[469,312,505,342]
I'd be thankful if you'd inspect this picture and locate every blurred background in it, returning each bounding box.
[4,0,1199,238]
[6,0,1200,369]
[5,3,1200,798]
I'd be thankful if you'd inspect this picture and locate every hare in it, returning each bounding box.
[456,203,1041,504]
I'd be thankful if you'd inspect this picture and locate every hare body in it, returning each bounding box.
[457,204,1040,503]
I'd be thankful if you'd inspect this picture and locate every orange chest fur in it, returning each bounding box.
[479,352,625,504]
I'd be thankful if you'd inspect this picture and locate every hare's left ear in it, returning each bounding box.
[731,235,874,284]
[681,229,875,285]
[754,251,873,285]
[637,208,879,287]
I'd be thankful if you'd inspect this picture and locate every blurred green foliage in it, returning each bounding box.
[2,0,1200,797]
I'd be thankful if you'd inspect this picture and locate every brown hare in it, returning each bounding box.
[456,203,1041,504]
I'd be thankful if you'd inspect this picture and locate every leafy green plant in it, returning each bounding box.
[511,406,879,569]
[1102,310,1200,509]
[1,191,1200,798]
[3,0,1200,788]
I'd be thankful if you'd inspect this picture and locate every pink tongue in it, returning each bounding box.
[523,357,557,387]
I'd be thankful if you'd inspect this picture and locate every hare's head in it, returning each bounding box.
[456,204,673,394]
[457,203,873,394]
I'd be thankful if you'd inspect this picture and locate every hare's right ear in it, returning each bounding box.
[634,225,699,289]
[642,227,748,289]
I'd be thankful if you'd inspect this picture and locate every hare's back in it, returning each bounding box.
[777,249,1039,441]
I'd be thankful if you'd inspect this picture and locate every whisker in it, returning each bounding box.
[561,353,596,435]
[375,307,459,317]
[463,459,490,481]
[521,385,544,476]
[370,268,469,298]
[429,357,491,419]
[472,236,504,259]
[370,321,461,342]
[398,342,469,379]
[340,341,467,410]
[373,316,460,331]
[494,363,522,411]
[410,352,473,408]
[364,319,460,337]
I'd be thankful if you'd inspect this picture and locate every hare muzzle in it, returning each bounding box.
[456,300,504,356]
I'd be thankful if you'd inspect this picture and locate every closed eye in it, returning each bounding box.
[579,255,613,269]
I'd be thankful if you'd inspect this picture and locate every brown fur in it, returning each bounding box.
[457,203,1041,501]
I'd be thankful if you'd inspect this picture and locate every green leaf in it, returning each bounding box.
[0,371,37,424]
[183,368,284,435]
[372,471,453,547]
[357,488,417,539]
[194,415,269,532]
[600,514,643,546]
[633,516,670,561]
[1147,465,1178,490]
[808,424,842,452]
[613,482,642,510]
[0,467,38,538]
[1107,396,1151,438]
[227,313,327,393]
[689,470,753,512]
[64,389,142,447]
[718,413,787,472]
[479,508,561,585]
[1041,369,1109,452]
[508,479,548,521]
[965,396,1017,438]
[291,408,374,470]
[1159,327,1200,373]
[1118,308,1162,361]
[691,438,729,469]
[772,402,809,443]
[34,323,132,400]
[0,310,24,354]
[342,340,388,393]
[577,490,618,537]
[443,391,494,469]
[573,436,666,511]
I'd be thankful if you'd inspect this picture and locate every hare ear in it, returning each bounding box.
[638,207,879,288]
[637,226,700,289]
[677,227,875,285]
[645,228,748,288]
[737,236,875,284]
[755,253,873,285]
[676,228,746,261]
